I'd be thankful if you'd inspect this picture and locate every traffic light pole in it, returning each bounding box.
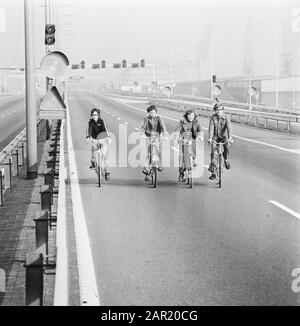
[24,0,37,179]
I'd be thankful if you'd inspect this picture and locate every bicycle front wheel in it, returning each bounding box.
[97,166,101,187]
[152,167,157,188]
[218,154,222,188]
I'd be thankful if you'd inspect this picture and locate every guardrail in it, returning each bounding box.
[106,90,300,133]
[107,90,300,115]
[150,98,300,133]
[53,117,68,306]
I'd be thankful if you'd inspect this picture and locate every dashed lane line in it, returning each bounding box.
[269,200,300,221]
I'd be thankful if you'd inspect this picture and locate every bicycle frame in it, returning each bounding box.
[179,139,195,189]
[210,140,229,188]
[89,138,109,187]
[146,136,161,188]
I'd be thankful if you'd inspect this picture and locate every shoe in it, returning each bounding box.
[209,173,216,180]
[105,172,110,181]
[142,168,149,175]
[158,167,163,172]
[90,162,96,169]
[224,160,231,169]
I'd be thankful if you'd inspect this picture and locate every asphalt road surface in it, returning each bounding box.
[0,96,25,151]
[68,91,300,306]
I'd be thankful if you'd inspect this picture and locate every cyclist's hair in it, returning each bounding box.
[90,108,100,116]
[183,108,196,120]
[147,105,157,113]
[213,102,224,111]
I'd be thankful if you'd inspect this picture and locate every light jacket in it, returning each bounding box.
[175,117,202,140]
[140,115,167,137]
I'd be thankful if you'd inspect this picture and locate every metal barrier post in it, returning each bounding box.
[12,150,20,176]
[0,168,4,206]
[34,211,49,257]
[25,253,44,306]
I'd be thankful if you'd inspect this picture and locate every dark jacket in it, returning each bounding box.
[208,113,232,140]
[175,117,202,140]
[140,115,167,137]
[87,118,108,139]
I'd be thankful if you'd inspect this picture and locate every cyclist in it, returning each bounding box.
[140,104,168,181]
[86,108,111,181]
[208,102,233,180]
[175,108,203,182]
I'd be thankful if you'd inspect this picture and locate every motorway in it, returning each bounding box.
[68,91,300,305]
[0,96,25,151]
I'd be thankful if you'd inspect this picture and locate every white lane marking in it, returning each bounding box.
[66,104,100,306]
[134,127,139,131]
[110,97,300,155]
[269,200,300,220]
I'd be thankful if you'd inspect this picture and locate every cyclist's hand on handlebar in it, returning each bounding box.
[229,137,234,144]
[107,137,112,144]
[207,138,212,144]
[86,136,91,143]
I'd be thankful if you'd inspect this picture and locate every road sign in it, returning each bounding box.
[39,86,66,120]
[40,51,69,78]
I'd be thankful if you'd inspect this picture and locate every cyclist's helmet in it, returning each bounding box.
[147,104,157,113]
[90,108,100,116]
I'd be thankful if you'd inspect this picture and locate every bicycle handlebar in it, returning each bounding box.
[88,137,110,145]
[210,139,231,146]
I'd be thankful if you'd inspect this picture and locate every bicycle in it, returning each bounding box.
[179,139,195,189]
[146,135,161,188]
[210,139,230,189]
[89,137,110,187]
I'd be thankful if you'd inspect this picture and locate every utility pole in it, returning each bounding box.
[24,0,37,179]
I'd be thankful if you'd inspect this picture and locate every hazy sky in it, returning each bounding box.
[0,0,299,79]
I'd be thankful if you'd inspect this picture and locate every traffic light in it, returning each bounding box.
[212,75,217,83]
[92,64,100,69]
[71,64,80,69]
[45,24,55,45]
[122,59,127,68]
[113,63,121,69]
[101,60,106,68]
[81,60,85,69]
[140,59,145,68]
[131,63,139,68]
